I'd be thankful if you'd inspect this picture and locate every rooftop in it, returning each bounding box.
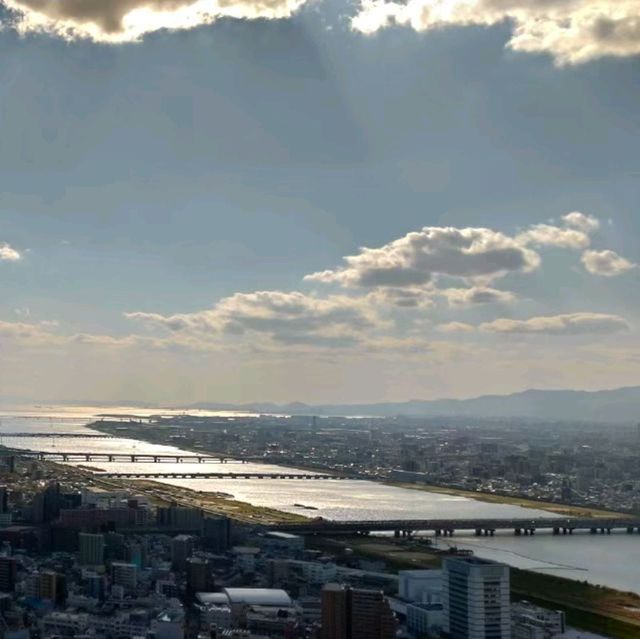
[223,588,292,607]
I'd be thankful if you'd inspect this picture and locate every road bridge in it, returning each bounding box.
[0,433,113,439]
[2,450,242,463]
[97,471,343,480]
[274,517,640,537]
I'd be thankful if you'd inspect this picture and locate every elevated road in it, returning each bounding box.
[274,517,640,537]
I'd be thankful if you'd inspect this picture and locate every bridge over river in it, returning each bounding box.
[2,450,243,463]
[97,471,344,480]
[0,433,114,439]
[274,517,640,537]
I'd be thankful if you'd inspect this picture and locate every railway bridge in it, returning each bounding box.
[0,433,113,439]
[1,450,242,463]
[273,517,640,538]
[97,471,343,480]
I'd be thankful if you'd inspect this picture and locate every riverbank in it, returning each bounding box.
[135,480,309,525]
[42,461,309,526]
[387,481,628,519]
[511,568,640,639]
[91,420,622,519]
[309,534,640,638]
[44,456,640,636]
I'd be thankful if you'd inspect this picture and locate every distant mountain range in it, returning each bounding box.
[188,386,640,422]
[6,386,639,423]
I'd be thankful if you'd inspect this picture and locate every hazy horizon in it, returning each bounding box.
[3,382,640,413]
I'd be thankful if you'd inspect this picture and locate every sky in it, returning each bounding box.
[0,0,639,406]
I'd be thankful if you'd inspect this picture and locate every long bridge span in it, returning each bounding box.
[2,450,242,463]
[0,433,114,439]
[97,471,343,480]
[274,517,640,537]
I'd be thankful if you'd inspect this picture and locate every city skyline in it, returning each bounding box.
[1,1,639,404]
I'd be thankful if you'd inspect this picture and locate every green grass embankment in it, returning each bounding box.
[511,568,640,638]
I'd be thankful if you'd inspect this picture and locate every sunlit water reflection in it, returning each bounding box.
[2,407,639,593]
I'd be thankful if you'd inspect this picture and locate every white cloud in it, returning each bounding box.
[581,249,636,276]
[2,0,309,42]
[516,224,591,249]
[305,226,540,289]
[0,319,179,350]
[351,0,640,65]
[480,312,630,335]
[0,242,21,261]
[440,286,516,306]
[1,0,639,65]
[0,320,53,344]
[563,212,601,233]
[436,321,475,333]
[127,290,380,348]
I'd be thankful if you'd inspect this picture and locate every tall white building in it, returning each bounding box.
[443,557,511,639]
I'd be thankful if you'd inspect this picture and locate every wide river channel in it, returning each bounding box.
[2,406,640,594]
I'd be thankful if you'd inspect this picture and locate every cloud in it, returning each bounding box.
[436,321,475,333]
[516,224,591,249]
[581,249,637,276]
[305,226,540,289]
[480,312,630,335]
[127,290,380,348]
[351,0,640,65]
[0,242,21,261]
[0,319,174,350]
[1,0,639,66]
[563,212,601,233]
[2,0,309,42]
[0,320,54,344]
[367,287,436,308]
[440,286,516,306]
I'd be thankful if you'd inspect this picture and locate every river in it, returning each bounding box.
[2,405,639,594]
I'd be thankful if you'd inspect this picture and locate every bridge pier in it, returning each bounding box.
[514,528,521,536]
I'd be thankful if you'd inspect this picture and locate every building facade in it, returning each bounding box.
[443,557,511,639]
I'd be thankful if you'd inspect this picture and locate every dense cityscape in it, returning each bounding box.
[97,415,640,516]
[0,449,614,639]
[2,0,638,635]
